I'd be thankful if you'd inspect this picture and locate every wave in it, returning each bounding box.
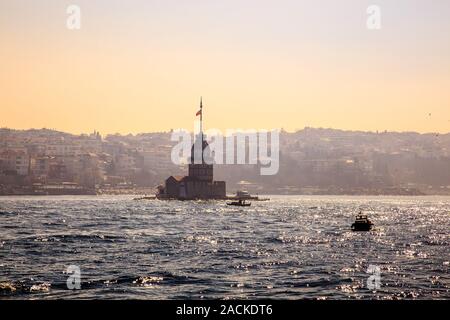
[0,211,18,216]
[0,281,51,296]
[21,233,126,243]
[0,271,202,297]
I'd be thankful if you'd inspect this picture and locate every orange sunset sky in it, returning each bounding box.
[1,0,450,134]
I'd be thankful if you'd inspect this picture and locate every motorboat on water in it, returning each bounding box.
[351,212,374,231]
[227,199,251,207]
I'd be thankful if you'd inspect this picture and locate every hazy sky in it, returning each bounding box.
[1,0,450,134]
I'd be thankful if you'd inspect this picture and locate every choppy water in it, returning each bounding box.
[0,195,449,300]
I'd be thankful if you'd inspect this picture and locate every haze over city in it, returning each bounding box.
[1,0,450,134]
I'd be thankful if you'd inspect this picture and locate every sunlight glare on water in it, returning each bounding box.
[0,195,449,300]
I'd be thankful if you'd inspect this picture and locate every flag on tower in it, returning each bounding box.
[196,97,203,116]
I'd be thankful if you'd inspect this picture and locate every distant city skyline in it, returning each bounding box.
[2,126,450,197]
[0,125,449,136]
[1,0,450,134]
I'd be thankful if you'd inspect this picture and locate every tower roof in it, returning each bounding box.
[190,134,212,164]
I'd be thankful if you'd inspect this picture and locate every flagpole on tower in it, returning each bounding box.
[200,96,203,142]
